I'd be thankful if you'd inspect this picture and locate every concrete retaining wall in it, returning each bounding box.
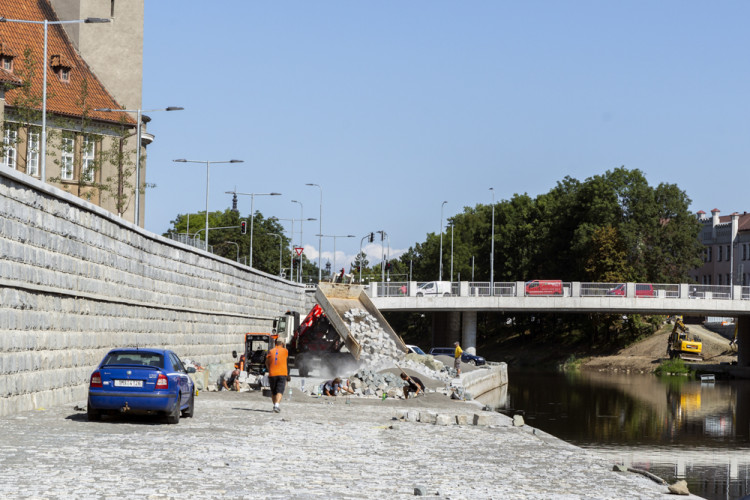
[0,168,308,416]
[462,363,508,400]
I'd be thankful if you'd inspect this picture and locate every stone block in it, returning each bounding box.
[419,411,437,424]
[455,414,468,426]
[473,413,492,426]
[512,414,525,427]
[435,414,453,426]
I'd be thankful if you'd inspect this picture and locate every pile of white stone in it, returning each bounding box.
[339,307,459,397]
[344,308,404,368]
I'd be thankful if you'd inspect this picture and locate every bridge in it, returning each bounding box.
[365,281,750,367]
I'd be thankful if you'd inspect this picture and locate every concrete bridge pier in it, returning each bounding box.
[431,311,477,354]
[738,315,750,367]
[462,311,477,355]
[432,311,461,348]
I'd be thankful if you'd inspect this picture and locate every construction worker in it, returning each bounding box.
[454,341,463,376]
[217,368,240,391]
[265,339,290,413]
[400,372,425,398]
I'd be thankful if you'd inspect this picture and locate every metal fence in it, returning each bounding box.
[365,281,750,300]
[688,285,733,300]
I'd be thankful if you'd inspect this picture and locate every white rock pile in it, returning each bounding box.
[339,307,459,397]
[344,308,404,368]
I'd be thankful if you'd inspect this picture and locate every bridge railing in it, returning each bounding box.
[689,284,732,300]
[364,281,750,300]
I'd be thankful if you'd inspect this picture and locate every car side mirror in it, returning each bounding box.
[187,367,196,373]
[232,350,237,359]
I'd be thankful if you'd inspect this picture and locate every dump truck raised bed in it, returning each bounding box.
[236,283,407,377]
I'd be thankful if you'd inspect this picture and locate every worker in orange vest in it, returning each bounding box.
[265,339,290,413]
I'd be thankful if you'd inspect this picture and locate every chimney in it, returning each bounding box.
[711,208,720,240]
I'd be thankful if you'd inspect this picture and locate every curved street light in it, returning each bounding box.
[96,106,183,225]
[227,190,281,267]
[173,159,243,251]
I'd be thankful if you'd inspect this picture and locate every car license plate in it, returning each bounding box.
[114,379,143,388]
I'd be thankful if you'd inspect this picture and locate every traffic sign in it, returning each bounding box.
[294,247,304,256]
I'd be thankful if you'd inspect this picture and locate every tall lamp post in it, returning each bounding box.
[316,234,355,275]
[0,16,110,183]
[291,200,304,282]
[96,106,183,225]
[268,233,283,276]
[306,183,323,282]
[274,217,316,282]
[450,220,454,282]
[173,159,243,251]
[489,187,495,295]
[439,200,447,281]
[226,190,281,267]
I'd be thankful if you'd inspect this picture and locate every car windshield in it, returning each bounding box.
[409,346,426,355]
[102,351,164,368]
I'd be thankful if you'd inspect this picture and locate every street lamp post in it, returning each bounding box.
[439,201,447,281]
[489,187,495,295]
[316,234,355,275]
[226,190,281,267]
[291,200,304,282]
[268,233,283,276]
[450,220,454,282]
[274,217,316,281]
[173,159,243,251]
[96,107,183,225]
[306,183,323,282]
[0,16,110,183]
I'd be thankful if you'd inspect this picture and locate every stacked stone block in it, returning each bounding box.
[0,169,308,416]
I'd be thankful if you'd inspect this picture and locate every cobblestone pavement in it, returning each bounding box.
[0,389,697,499]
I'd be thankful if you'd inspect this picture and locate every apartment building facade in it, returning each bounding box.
[1,0,146,226]
[691,209,750,287]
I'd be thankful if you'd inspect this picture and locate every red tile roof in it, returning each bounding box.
[0,0,134,125]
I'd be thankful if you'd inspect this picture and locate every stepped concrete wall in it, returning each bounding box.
[0,168,308,416]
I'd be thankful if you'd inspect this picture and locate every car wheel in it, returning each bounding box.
[416,292,423,297]
[87,404,101,422]
[182,390,195,418]
[443,292,450,296]
[166,395,181,424]
[470,360,477,366]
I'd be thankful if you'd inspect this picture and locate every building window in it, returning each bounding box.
[707,247,712,262]
[1,56,12,71]
[727,274,731,286]
[61,135,74,180]
[27,130,40,177]
[82,135,95,182]
[718,274,722,285]
[58,67,70,82]
[2,127,17,168]
[718,246,723,261]
[727,245,731,260]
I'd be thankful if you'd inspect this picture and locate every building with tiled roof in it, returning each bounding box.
[690,209,750,287]
[1,0,146,225]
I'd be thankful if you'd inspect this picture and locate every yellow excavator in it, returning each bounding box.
[667,316,703,361]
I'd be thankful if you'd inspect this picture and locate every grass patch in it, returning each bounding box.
[654,358,692,377]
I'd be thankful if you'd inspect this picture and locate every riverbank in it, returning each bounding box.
[0,389,700,499]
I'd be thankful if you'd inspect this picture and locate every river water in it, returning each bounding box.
[486,370,750,500]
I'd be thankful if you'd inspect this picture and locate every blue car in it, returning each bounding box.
[429,347,487,366]
[87,348,195,424]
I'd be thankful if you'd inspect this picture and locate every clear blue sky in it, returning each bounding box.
[141,1,750,271]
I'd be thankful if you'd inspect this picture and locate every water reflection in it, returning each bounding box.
[490,371,750,500]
